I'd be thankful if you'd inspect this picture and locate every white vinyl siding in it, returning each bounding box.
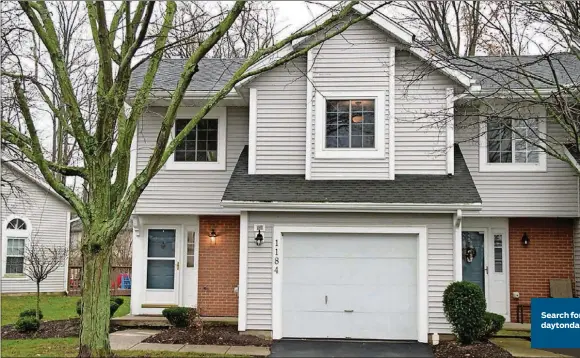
[134,107,248,214]
[394,51,452,175]
[1,166,70,293]
[309,21,393,180]
[456,107,578,217]
[575,218,580,296]
[250,59,307,175]
[244,212,454,334]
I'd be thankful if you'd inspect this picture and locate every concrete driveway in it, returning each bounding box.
[269,339,434,357]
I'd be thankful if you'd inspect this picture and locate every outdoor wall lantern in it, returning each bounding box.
[209,227,217,245]
[255,229,264,246]
[522,233,530,246]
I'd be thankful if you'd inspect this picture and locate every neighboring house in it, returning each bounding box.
[1,159,72,294]
[128,4,579,343]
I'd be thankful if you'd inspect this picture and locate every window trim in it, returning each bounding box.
[2,215,31,279]
[165,107,227,171]
[479,117,547,172]
[315,91,386,159]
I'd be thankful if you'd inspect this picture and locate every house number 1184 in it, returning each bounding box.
[274,239,279,274]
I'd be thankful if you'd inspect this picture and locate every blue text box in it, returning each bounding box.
[531,298,580,348]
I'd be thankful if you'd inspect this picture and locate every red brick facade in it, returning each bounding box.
[198,215,239,317]
[509,218,575,322]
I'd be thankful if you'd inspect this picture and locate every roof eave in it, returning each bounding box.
[221,200,482,213]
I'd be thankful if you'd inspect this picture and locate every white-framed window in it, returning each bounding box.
[315,91,386,159]
[165,107,227,170]
[2,216,31,277]
[479,117,547,172]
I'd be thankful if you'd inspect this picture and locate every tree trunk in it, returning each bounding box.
[78,241,113,358]
[36,281,40,321]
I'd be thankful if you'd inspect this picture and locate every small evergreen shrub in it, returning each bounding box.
[162,307,193,328]
[109,301,120,317]
[14,316,40,333]
[443,281,486,344]
[482,312,506,338]
[19,309,44,320]
[76,298,123,317]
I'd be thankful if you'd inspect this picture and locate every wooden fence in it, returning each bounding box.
[68,266,132,296]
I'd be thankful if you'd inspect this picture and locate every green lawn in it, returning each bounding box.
[1,295,130,325]
[1,338,248,357]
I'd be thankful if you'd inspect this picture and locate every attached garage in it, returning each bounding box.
[272,226,428,342]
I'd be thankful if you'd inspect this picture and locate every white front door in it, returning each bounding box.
[145,228,180,304]
[462,225,509,319]
[281,233,418,340]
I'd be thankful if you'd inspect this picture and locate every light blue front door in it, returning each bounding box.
[462,231,485,293]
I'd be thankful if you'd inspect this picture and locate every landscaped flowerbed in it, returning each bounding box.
[432,340,512,358]
[1,318,124,340]
[143,324,271,347]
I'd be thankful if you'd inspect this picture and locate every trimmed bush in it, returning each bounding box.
[19,309,44,320]
[162,307,193,328]
[14,316,40,333]
[76,299,123,317]
[443,281,487,344]
[482,312,506,338]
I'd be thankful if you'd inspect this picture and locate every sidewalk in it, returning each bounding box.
[110,329,270,356]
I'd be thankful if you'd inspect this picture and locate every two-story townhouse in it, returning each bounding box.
[128,4,579,343]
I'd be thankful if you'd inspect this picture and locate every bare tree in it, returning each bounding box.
[0,2,390,355]
[23,240,68,320]
[162,1,276,59]
[394,1,492,56]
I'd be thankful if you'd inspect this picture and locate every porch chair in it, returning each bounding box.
[549,279,576,298]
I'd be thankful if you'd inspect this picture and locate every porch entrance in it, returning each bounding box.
[461,227,509,319]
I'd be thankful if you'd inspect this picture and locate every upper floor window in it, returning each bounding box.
[480,117,546,172]
[315,91,386,159]
[3,216,30,276]
[175,118,218,162]
[165,107,227,171]
[326,99,375,149]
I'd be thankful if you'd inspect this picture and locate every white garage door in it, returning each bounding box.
[282,233,418,340]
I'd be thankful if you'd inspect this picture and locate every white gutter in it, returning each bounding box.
[221,201,482,213]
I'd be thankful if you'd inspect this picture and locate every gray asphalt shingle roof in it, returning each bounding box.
[450,53,580,90]
[222,145,481,205]
[129,58,245,93]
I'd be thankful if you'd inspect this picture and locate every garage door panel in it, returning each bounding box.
[281,232,419,340]
[284,257,417,285]
[282,311,352,338]
[283,233,417,258]
[349,312,418,340]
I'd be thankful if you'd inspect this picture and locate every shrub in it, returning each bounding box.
[109,301,120,317]
[19,309,44,320]
[443,281,487,344]
[14,316,40,333]
[482,312,506,338]
[162,307,194,328]
[76,299,122,317]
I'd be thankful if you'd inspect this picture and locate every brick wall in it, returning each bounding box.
[198,215,239,317]
[509,218,575,323]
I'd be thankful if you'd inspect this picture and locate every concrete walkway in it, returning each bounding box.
[110,329,270,356]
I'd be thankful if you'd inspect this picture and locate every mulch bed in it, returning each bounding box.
[143,324,271,347]
[2,318,123,340]
[433,340,512,358]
